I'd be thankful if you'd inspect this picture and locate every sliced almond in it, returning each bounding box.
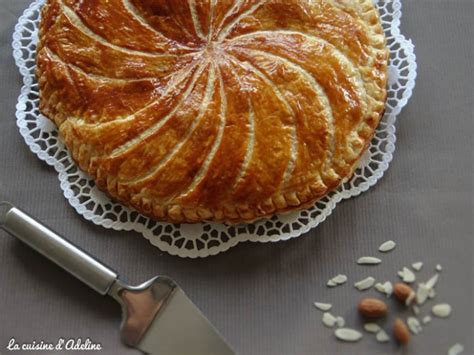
[407,317,422,335]
[412,305,420,315]
[322,312,337,328]
[374,281,393,297]
[313,302,332,312]
[364,323,381,333]
[336,316,345,328]
[357,256,382,265]
[327,279,337,287]
[378,240,396,252]
[416,283,430,305]
[376,329,390,342]
[412,261,423,271]
[448,343,464,355]
[405,290,416,306]
[331,274,348,285]
[334,328,363,342]
[354,277,376,291]
[398,267,416,283]
[422,315,431,324]
[432,303,452,318]
[426,274,439,289]
[416,274,439,304]
[385,282,394,296]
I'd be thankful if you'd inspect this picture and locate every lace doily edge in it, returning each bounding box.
[12,0,417,258]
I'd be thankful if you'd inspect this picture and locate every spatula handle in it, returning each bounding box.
[0,202,118,295]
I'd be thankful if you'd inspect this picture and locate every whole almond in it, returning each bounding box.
[393,283,414,302]
[393,318,410,344]
[357,298,388,318]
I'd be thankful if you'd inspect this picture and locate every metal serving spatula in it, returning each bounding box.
[0,202,234,355]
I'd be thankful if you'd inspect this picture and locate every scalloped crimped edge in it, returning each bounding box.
[13,0,416,258]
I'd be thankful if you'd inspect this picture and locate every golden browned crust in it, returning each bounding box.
[37,0,388,223]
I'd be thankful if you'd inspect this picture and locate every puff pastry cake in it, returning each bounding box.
[37,0,388,223]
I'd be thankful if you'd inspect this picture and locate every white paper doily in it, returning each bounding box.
[13,0,416,258]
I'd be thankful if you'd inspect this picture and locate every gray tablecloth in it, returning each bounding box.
[0,1,472,354]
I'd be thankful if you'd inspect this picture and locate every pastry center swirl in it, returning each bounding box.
[202,41,221,59]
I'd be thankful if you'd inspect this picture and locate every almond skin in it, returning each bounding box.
[393,283,414,302]
[393,318,410,344]
[357,298,388,318]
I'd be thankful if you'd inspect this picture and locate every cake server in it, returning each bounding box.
[0,202,234,355]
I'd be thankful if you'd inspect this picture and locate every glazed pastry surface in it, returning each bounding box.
[37,0,388,223]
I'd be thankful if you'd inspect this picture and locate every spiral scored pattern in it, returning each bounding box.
[37,0,388,223]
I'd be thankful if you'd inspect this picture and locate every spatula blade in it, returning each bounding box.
[137,288,234,355]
